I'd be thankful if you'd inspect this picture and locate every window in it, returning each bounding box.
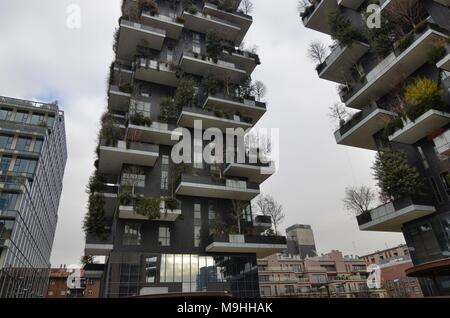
[130,100,151,118]
[88,290,93,296]
[167,47,174,62]
[0,156,12,172]
[123,224,141,246]
[192,32,201,54]
[160,155,169,190]
[33,139,43,153]
[0,192,18,210]
[208,201,216,220]
[0,108,13,121]
[47,291,53,296]
[0,135,14,149]
[47,115,55,128]
[260,286,271,297]
[30,113,46,126]
[158,227,171,246]
[194,226,201,247]
[145,256,158,283]
[15,137,32,151]
[13,158,37,175]
[122,172,145,188]
[194,201,201,219]
[14,111,29,123]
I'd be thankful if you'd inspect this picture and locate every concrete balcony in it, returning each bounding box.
[176,174,260,200]
[356,196,436,232]
[177,107,253,132]
[94,185,119,219]
[337,0,365,9]
[127,121,182,146]
[133,58,178,87]
[253,215,272,229]
[301,0,338,35]
[182,10,242,44]
[433,129,450,156]
[98,140,159,174]
[141,11,183,39]
[334,105,397,150]
[85,232,114,256]
[113,61,133,85]
[205,234,287,258]
[179,52,247,84]
[437,52,450,71]
[118,203,182,222]
[317,41,369,84]
[116,19,166,60]
[389,109,450,144]
[0,120,49,138]
[223,161,275,184]
[201,93,266,124]
[221,49,259,74]
[203,3,252,44]
[108,85,131,112]
[341,24,449,109]
[434,0,450,6]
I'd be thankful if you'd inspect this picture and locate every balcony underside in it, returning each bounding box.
[203,4,252,44]
[141,13,183,39]
[85,244,113,256]
[203,96,266,123]
[116,20,165,60]
[335,108,396,150]
[118,206,181,222]
[437,53,450,71]
[345,29,448,109]
[180,56,247,84]
[108,87,131,112]
[389,110,450,144]
[302,0,338,34]
[176,181,259,200]
[434,0,450,6]
[177,110,253,132]
[319,42,369,84]
[221,52,257,74]
[134,62,178,87]
[127,124,182,146]
[98,146,159,174]
[338,0,365,9]
[182,12,242,44]
[206,241,287,258]
[223,163,275,184]
[359,204,436,232]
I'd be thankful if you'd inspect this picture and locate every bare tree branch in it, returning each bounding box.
[343,186,376,216]
[253,194,285,235]
[307,41,328,65]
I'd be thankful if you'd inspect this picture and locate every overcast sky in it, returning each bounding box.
[0,0,404,266]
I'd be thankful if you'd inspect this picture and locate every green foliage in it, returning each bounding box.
[428,45,447,64]
[397,32,414,53]
[383,116,404,137]
[83,193,108,239]
[201,72,220,95]
[365,12,395,57]
[404,78,444,107]
[100,116,122,146]
[138,0,159,15]
[119,83,133,94]
[119,191,134,206]
[159,97,180,123]
[163,197,179,210]
[136,197,161,220]
[81,255,94,266]
[373,148,423,200]
[328,10,365,46]
[129,112,152,127]
[175,77,196,109]
[206,31,223,63]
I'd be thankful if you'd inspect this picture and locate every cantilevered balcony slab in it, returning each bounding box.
[182,11,242,44]
[223,162,275,184]
[178,107,253,132]
[98,140,159,174]
[85,233,113,256]
[389,109,450,144]
[434,0,450,6]
[108,85,131,112]
[134,58,178,87]
[337,0,365,9]
[335,106,396,150]
[221,50,259,74]
[343,26,449,109]
[176,175,260,200]
[116,19,166,60]
[127,122,182,146]
[203,3,252,44]
[118,205,182,222]
[302,0,339,35]
[356,196,436,232]
[179,53,247,84]
[206,234,287,258]
[437,53,450,71]
[433,129,450,156]
[141,12,183,39]
[317,41,369,84]
[202,93,266,123]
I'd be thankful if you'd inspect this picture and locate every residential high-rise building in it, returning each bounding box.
[360,244,410,264]
[0,96,67,298]
[301,0,450,296]
[286,224,317,258]
[258,251,387,298]
[83,0,286,298]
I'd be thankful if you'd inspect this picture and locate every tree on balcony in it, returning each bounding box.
[343,186,376,216]
[175,77,197,109]
[328,103,348,128]
[307,41,328,66]
[201,71,220,95]
[253,194,284,235]
[253,80,267,102]
[100,113,123,146]
[138,0,159,16]
[404,78,445,121]
[239,0,254,15]
[83,193,108,239]
[135,197,161,220]
[373,148,423,200]
[384,0,425,36]
[206,31,223,63]
[328,10,365,47]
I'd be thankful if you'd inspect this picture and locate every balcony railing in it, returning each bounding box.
[0,119,49,136]
[433,129,450,156]
[0,175,30,192]
[177,174,259,191]
[356,195,436,232]
[0,96,58,112]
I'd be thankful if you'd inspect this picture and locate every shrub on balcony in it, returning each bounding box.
[100,117,123,146]
[404,78,444,119]
[129,112,152,127]
[428,45,447,64]
[87,171,107,194]
[163,197,179,210]
[396,32,414,53]
[119,191,134,206]
[175,77,197,109]
[83,193,108,239]
[136,197,161,220]
[206,31,223,63]
[119,84,133,94]
[201,71,220,95]
[383,116,404,138]
[138,0,159,15]
[159,97,180,123]
[328,10,365,47]
[373,148,423,200]
[176,16,185,24]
